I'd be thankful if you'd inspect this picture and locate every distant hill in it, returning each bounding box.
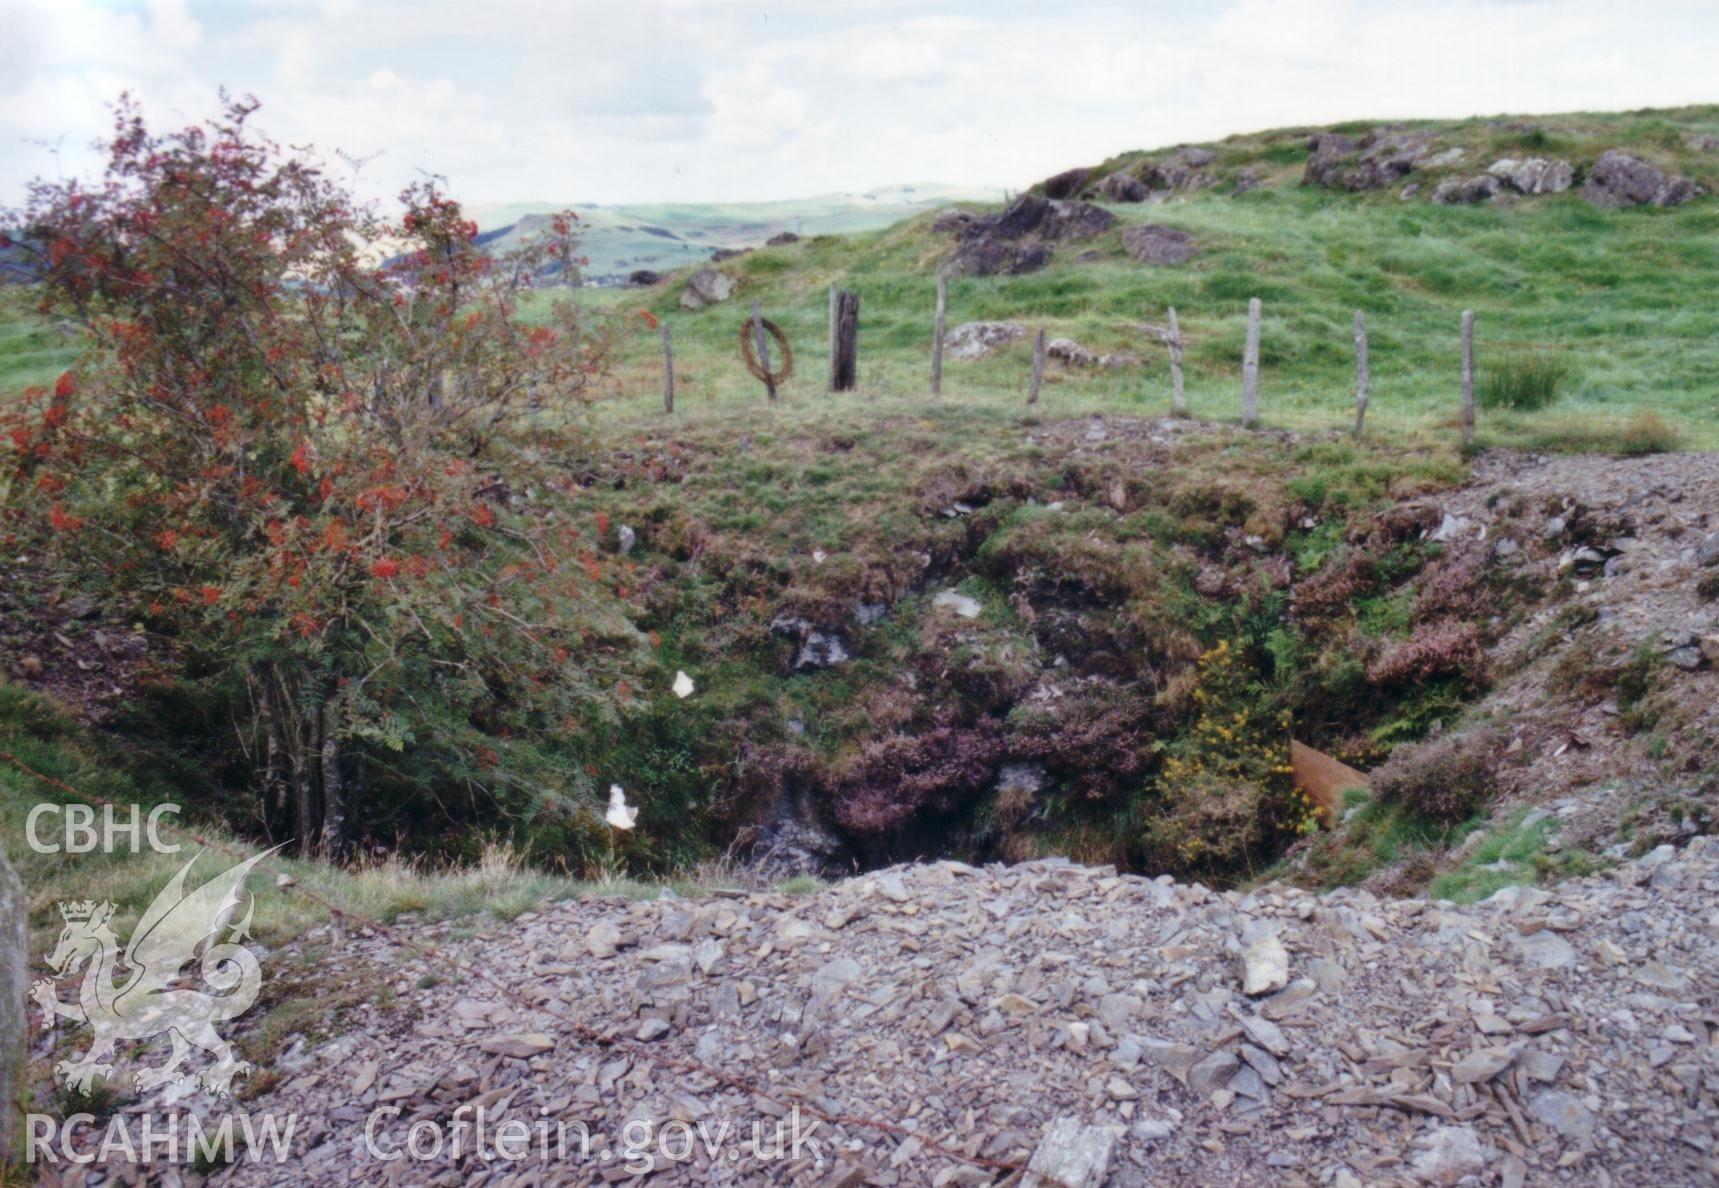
[467,184,1004,285]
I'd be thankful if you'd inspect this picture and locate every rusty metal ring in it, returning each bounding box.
[739,317,794,385]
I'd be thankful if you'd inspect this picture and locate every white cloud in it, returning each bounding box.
[704,63,813,151]
[1,0,1715,208]
[846,37,943,81]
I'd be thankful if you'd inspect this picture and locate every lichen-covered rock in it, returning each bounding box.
[1047,338,1138,369]
[944,321,1027,360]
[1136,148,1218,199]
[1431,174,1502,205]
[1582,149,1702,208]
[1304,128,1439,192]
[678,267,735,309]
[1487,157,1575,195]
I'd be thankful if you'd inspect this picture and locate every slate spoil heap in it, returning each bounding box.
[207,839,1719,1187]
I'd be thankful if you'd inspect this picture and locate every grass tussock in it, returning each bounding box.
[1478,351,1572,411]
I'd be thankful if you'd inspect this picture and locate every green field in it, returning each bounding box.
[563,106,1719,450]
[4,107,1711,896]
[10,107,1719,449]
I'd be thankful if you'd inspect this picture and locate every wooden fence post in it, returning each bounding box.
[827,283,838,392]
[1027,327,1046,405]
[1241,297,1261,428]
[1166,306,1186,415]
[661,322,675,414]
[930,273,948,396]
[752,299,777,403]
[1352,309,1369,438]
[832,290,860,392]
[1460,309,1475,447]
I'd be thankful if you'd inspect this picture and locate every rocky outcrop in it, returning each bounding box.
[946,194,1116,277]
[625,269,661,288]
[1431,174,1501,205]
[1135,148,1218,200]
[945,321,1027,360]
[1487,157,1575,195]
[1096,171,1149,203]
[1041,167,1093,200]
[765,231,800,246]
[678,268,735,310]
[0,842,23,1161]
[1075,149,1220,205]
[1582,149,1703,208]
[1303,128,1438,192]
[1122,223,1197,266]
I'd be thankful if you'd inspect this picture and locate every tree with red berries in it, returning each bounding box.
[2,95,634,854]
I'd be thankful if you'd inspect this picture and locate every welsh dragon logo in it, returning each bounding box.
[31,847,280,1097]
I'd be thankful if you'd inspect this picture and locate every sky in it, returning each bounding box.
[1,0,1714,210]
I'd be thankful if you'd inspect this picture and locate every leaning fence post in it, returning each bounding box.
[930,273,948,396]
[1460,309,1475,447]
[660,323,675,414]
[827,283,838,392]
[1166,306,1186,415]
[1027,326,1047,405]
[751,299,777,403]
[1352,309,1369,438]
[1241,297,1261,428]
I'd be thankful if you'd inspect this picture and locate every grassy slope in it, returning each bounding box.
[2,105,1715,913]
[572,105,1719,449]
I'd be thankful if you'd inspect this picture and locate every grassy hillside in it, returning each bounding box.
[2,106,1716,896]
[579,105,1719,449]
[469,183,1004,283]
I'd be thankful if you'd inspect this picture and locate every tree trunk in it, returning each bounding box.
[318,700,345,856]
[251,661,345,855]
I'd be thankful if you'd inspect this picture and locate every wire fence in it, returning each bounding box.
[684,294,1694,452]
